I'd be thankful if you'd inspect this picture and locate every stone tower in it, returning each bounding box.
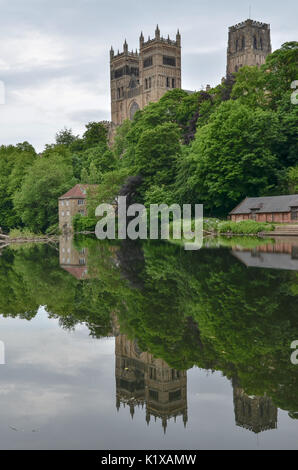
[233,384,278,434]
[227,19,272,76]
[115,334,188,432]
[110,26,181,126]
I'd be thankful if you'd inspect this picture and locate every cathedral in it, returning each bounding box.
[110,19,272,127]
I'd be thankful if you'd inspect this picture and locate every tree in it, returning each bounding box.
[82,122,108,148]
[13,154,76,233]
[55,128,79,147]
[132,122,182,198]
[0,143,37,231]
[179,101,280,215]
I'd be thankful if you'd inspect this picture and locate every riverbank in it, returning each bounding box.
[0,230,58,248]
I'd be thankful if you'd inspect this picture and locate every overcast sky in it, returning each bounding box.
[0,0,297,151]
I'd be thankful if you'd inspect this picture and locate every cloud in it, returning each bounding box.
[0,0,297,150]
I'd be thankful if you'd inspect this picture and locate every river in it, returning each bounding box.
[0,236,298,449]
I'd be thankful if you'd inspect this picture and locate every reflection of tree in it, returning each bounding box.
[2,239,298,421]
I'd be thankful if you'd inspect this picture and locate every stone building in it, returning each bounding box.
[58,184,98,233]
[227,19,272,76]
[59,235,89,280]
[115,334,188,432]
[233,384,278,434]
[110,25,181,126]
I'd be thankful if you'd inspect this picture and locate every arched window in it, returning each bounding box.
[235,39,239,52]
[241,37,245,50]
[253,36,258,49]
[260,38,263,50]
[129,101,140,120]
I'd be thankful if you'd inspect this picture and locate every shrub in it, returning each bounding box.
[73,214,97,233]
[218,220,275,235]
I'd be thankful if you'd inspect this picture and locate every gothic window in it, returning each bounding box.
[145,78,148,90]
[143,56,153,68]
[166,77,170,88]
[235,65,238,73]
[115,68,124,79]
[260,38,263,50]
[169,390,182,402]
[149,77,152,88]
[129,101,140,120]
[253,36,258,49]
[241,37,245,50]
[129,77,138,89]
[172,78,175,88]
[235,39,239,52]
[149,390,159,401]
[163,56,176,67]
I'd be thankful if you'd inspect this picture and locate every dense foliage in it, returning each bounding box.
[2,237,298,419]
[0,43,297,233]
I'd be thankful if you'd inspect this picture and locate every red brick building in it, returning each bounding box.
[230,195,298,224]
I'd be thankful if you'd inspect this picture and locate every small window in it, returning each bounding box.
[163,56,176,67]
[66,211,70,216]
[291,207,298,221]
[166,77,170,88]
[172,78,175,88]
[79,258,86,265]
[78,199,85,205]
[169,390,182,402]
[66,201,69,206]
[61,211,65,217]
[61,201,65,206]
[149,390,159,401]
[143,56,153,68]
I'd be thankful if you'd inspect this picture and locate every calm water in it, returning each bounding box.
[1,236,298,450]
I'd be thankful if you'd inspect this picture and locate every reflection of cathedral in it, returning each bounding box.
[115,335,188,433]
[233,384,278,434]
[59,236,89,280]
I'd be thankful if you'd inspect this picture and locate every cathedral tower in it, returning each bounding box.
[227,19,272,76]
[110,26,181,126]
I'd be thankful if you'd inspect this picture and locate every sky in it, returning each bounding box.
[0,0,297,151]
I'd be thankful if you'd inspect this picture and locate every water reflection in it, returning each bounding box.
[59,236,89,280]
[115,334,188,433]
[232,237,298,271]
[233,381,277,434]
[1,236,298,448]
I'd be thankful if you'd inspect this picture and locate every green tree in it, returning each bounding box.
[13,154,76,233]
[178,101,281,215]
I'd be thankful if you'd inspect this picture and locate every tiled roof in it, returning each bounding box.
[59,184,98,200]
[230,195,298,215]
[61,265,89,280]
